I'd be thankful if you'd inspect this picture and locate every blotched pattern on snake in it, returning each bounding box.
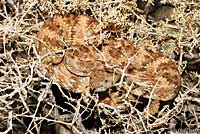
[35,14,181,115]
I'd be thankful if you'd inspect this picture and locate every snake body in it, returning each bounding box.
[35,14,181,114]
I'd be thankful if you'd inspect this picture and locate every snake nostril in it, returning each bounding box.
[63,45,67,49]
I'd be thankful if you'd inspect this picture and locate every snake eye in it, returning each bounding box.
[55,51,64,56]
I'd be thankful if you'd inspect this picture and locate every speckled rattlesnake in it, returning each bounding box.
[35,14,181,115]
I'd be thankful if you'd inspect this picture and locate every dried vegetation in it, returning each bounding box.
[0,0,199,133]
